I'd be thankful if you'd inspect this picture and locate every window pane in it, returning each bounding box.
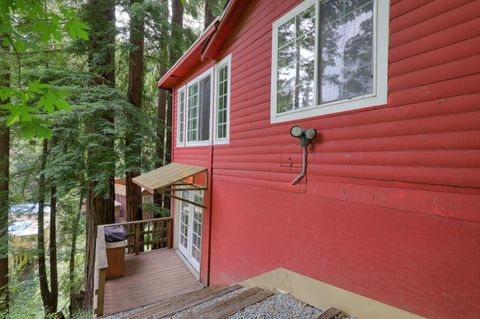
[278,42,296,69]
[297,6,315,36]
[278,17,296,47]
[199,75,211,141]
[187,83,199,142]
[299,32,315,61]
[276,4,315,114]
[318,0,374,104]
[278,62,296,93]
[178,91,185,143]
[277,86,295,113]
[216,64,229,140]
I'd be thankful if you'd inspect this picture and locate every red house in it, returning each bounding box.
[156,1,480,318]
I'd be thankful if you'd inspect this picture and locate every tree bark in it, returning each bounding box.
[38,140,53,314]
[0,34,10,315]
[69,192,83,315]
[49,184,58,313]
[125,0,144,223]
[155,76,167,209]
[204,0,215,29]
[154,1,170,209]
[83,0,116,308]
[162,0,184,211]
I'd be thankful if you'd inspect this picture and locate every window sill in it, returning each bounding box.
[271,93,387,124]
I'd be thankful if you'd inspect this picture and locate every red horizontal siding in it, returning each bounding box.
[170,1,480,318]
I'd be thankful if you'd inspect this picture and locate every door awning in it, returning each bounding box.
[132,163,208,208]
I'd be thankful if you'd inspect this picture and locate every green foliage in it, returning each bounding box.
[0,0,89,139]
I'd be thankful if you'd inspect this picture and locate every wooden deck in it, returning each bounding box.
[103,249,202,316]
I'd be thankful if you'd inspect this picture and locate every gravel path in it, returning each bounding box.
[228,292,322,319]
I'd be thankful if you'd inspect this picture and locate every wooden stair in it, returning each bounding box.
[111,285,275,319]
[180,287,274,319]
[315,307,349,319]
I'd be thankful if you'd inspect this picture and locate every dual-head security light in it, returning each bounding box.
[290,126,317,185]
[290,126,317,147]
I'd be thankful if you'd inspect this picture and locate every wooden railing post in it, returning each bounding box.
[95,268,106,317]
[167,219,173,248]
[134,223,141,255]
[93,225,108,318]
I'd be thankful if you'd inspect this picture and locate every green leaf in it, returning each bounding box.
[36,125,52,139]
[64,18,90,41]
[38,91,56,113]
[27,80,48,94]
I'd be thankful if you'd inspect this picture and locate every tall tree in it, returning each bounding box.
[69,192,83,315]
[37,140,53,314]
[163,0,184,210]
[204,0,215,29]
[0,34,10,315]
[37,138,60,316]
[83,0,116,308]
[154,1,170,209]
[49,184,58,313]
[125,0,145,222]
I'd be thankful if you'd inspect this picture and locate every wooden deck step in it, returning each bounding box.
[181,287,274,319]
[316,307,348,319]
[127,284,243,319]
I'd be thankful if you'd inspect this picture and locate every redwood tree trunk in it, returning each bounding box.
[204,0,215,29]
[49,184,58,313]
[38,140,53,314]
[155,80,167,209]
[162,0,184,211]
[69,192,83,315]
[125,0,144,223]
[0,34,10,314]
[83,0,116,308]
[154,1,170,209]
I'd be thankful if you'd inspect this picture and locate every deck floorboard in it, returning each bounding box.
[104,249,202,316]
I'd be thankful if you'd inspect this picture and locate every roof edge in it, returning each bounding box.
[157,18,220,89]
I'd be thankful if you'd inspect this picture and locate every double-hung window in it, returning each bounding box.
[185,69,213,146]
[214,55,231,144]
[271,0,389,123]
[177,57,232,147]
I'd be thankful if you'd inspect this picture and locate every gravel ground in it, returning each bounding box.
[105,289,355,319]
[228,292,322,319]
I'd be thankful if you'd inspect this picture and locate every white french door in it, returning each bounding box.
[177,191,203,272]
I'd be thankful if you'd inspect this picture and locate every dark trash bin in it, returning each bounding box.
[104,225,127,242]
[104,225,127,280]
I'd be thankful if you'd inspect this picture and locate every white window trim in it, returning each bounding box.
[176,86,186,147]
[270,0,389,123]
[213,54,232,145]
[185,67,214,147]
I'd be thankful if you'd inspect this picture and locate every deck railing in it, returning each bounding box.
[93,217,173,317]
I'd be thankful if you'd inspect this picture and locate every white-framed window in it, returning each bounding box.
[185,68,213,147]
[213,54,231,144]
[176,86,186,147]
[271,0,389,123]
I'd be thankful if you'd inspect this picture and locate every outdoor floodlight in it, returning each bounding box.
[290,126,303,138]
[290,126,317,185]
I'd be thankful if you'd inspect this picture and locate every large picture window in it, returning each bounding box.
[271,0,389,123]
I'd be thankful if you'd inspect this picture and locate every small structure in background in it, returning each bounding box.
[114,179,127,222]
[9,203,50,270]
[114,178,156,221]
